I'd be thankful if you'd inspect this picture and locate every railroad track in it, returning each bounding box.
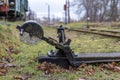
[50,26,120,38]
[66,28,120,38]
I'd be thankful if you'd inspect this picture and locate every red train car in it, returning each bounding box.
[0,0,9,16]
[0,0,28,19]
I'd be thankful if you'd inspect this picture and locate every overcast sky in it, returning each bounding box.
[28,0,78,20]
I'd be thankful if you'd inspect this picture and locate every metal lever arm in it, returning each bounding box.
[42,36,76,66]
[42,37,64,49]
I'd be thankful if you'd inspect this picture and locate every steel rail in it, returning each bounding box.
[67,28,120,38]
[86,28,120,33]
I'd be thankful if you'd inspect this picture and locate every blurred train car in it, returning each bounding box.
[0,0,28,19]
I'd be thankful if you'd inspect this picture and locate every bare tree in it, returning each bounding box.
[110,0,119,21]
[72,0,120,22]
[99,0,109,22]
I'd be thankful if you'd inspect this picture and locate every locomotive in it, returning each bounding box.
[0,0,28,19]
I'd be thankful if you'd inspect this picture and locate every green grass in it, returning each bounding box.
[71,34,120,53]
[1,21,120,80]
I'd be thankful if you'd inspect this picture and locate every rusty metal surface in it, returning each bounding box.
[67,28,120,38]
